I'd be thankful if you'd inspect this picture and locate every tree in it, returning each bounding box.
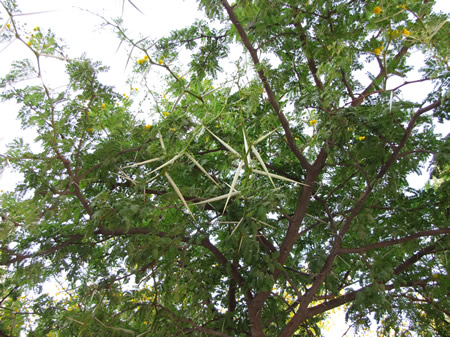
[0,0,448,335]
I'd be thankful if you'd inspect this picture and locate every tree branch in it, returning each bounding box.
[157,304,231,337]
[200,237,245,289]
[340,68,355,100]
[305,240,444,321]
[377,99,441,179]
[220,0,311,170]
[4,234,83,264]
[281,98,441,332]
[304,279,429,321]
[352,46,409,107]
[338,228,449,254]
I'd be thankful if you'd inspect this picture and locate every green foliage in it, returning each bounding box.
[0,0,448,336]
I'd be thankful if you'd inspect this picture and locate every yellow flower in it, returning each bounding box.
[401,28,410,37]
[135,87,138,91]
[295,137,299,140]
[163,93,166,99]
[216,124,219,128]
[398,4,407,10]
[116,103,120,106]
[33,26,39,31]
[433,273,439,279]
[391,29,400,39]
[138,59,144,65]
[205,136,210,142]
[373,6,382,15]
[170,128,175,131]
[181,77,185,80]
[158,59,163,65]
[6,23,10,29]
[163,111,169,117]
[101,103,106,109]
[359,136,366,141]
[144,55,149,61]
[87,128,94,132]
[310,119,317,126]
[373,48,381,56]
[27,41,31,46]
[145,124,151,129]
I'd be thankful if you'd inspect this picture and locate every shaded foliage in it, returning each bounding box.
[0,0,448,336]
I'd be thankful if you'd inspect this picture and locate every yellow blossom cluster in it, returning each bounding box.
[25,27,42,48]
[310,119,317,126]
[138,55,149,65]
[372,25,410,55]
[386,27,410,40]
[373,6,382,15]
[390,29,401,39]
[373,46,383,55]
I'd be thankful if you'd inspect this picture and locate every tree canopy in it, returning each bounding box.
[0,0,449,336]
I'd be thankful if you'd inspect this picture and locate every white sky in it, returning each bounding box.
[0,1,448,336]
